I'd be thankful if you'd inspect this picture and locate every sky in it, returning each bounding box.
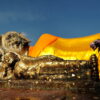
[0,0,100,45]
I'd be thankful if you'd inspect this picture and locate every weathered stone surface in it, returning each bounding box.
[0,50,98,82]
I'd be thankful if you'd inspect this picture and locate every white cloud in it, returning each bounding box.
[0,11,46,23]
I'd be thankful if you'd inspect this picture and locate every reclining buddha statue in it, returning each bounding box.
[0,31,99,81]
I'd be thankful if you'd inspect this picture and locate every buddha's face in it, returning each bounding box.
[2,31,30,55]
